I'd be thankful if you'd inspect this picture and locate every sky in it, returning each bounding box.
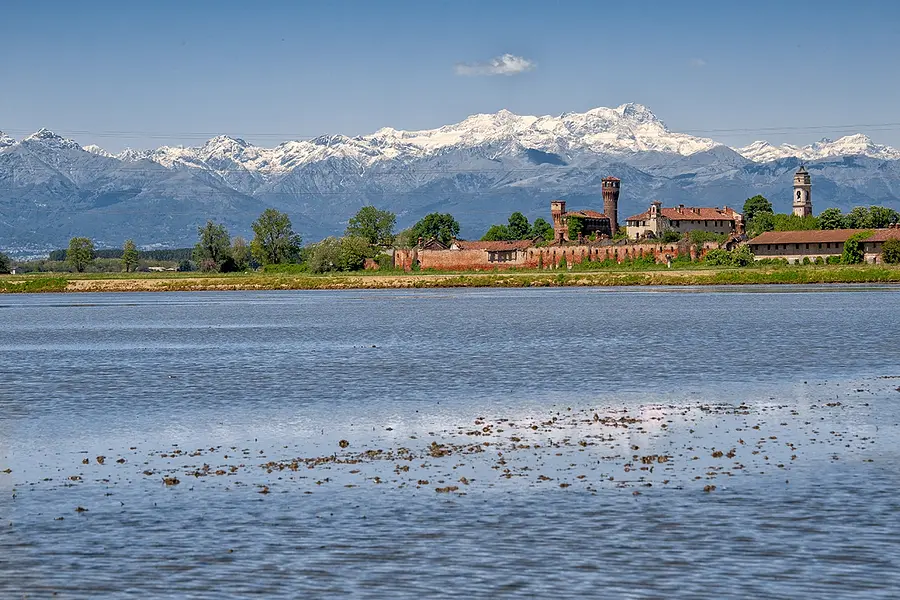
[1,0,899,152]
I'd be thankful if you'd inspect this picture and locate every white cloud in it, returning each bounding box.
[455,53,536,77]
[690,58,707,68]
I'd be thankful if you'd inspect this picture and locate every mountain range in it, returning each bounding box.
[2,103,900,253]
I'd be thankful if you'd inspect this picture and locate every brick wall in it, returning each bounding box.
[393,241,719,271]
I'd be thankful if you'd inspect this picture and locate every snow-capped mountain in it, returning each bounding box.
[737,134,900,163]
[2,103,900,252]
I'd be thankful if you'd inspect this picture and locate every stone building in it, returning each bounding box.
[792,165,813,217]
[747,226,900,263]
[624,202,744,240]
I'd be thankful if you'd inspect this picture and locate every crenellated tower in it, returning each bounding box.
[602,177,620,235]
[792,165,812,217]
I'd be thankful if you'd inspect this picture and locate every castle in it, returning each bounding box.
[550,177,620,242]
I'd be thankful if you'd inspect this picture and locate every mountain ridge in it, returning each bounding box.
[2,104,900,253]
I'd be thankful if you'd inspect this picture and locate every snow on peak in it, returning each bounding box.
[83,144,113,158]
[737,134,900,162]
[23,128,82,150]
[0,131,15,148]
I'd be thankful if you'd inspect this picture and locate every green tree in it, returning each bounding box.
[177,259,193,272]
[869,206,900,228]
[251,209,301,265]
[193,221,231,272]
[481,224,512,241]
[231,236,252,271]
[346,206,396,246]
[0,252,11,274]
[307,237,342,273]
[531,217,553,241]
[66,237,95,273]
[845,207,873,229]
[567,215,584,239]
[773,214,820,231]
[507,212,531,239]
[742,195,774,223]
[747,212,775,238]
[818,207,846,230]
[841,231,872,264]
[121,239,139,272]
[661,231,681,243]
[410,213,460,246]
[392,228,416,248]
[882,238,900,264]
[338,236,373,271]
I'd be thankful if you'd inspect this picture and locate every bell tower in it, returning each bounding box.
[792,165,812,217]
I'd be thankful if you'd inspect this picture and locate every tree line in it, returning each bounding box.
[743,195,900,238]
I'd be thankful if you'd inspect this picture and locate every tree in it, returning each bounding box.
[661,231,681,243]
[0,252,11,274]
[66,237,95,272]
[747,212,775,238]
[507,212,530,239]
[307,237,342,273]
[869,206,900,228]
[882,238,900,264]
[193,221,231,272]
[531,218,553,241]
[818,207,846,230]
[339,236,373,271]
[346,206,396,246]
[410,213,460,246]
[841,231,872,264]
[845,207,873,229]
[773,214,819,231]
[481,225,512,241]
[567,215,584,239]
[231,236,252,271]
[742,195,774,223]
[251,209,301,265]
[121,239,139,272]
[392,228,416,248]
[177,259,193,272]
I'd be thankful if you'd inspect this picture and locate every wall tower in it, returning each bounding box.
[792,165,812,218]
[602,177,621,235]
[550,200,568,242]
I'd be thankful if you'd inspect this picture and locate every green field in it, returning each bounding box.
[3,264,900,293]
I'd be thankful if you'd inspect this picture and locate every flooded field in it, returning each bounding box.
[1,287,899,598]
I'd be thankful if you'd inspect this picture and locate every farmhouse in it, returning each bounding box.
[747,226,900,263]
[625,202,744,240]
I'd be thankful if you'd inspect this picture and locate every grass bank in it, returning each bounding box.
[2,264,900,293]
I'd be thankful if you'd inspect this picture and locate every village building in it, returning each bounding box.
[747,226,900,263]
[625,202,744,240]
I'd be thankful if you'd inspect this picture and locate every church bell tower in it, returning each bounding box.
[792,165,812,217]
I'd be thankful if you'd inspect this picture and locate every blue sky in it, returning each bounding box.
[2,0,898,151]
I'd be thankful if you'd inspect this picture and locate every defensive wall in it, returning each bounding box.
[393,241,720,271]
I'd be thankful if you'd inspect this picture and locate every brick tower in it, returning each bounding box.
[792,165,812,217]
[602,177,621,235]
[550,200,567,243]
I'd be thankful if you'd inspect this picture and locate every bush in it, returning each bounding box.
[826,256,841,265]
[703,249,733,266]
[802,256,811,265]
[0,252,10,274]
[814,256,824,265]
[841,231,872,264]
[661,231,681,243]
[882,238,900,264]
[262,263,308,274]
[177,259,194,272]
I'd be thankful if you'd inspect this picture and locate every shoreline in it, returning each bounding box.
[3,265,900,293]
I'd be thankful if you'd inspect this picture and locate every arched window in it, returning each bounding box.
[797,190,802,199]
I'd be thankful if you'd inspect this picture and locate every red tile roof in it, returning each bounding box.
[866,228,900,242]
[568,210,608,219]
[625,206,741,222]
[452,240,534,251]
[602,176,621,181]
[747,229,870,245]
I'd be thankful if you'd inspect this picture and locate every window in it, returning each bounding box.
[797,190,802,199]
